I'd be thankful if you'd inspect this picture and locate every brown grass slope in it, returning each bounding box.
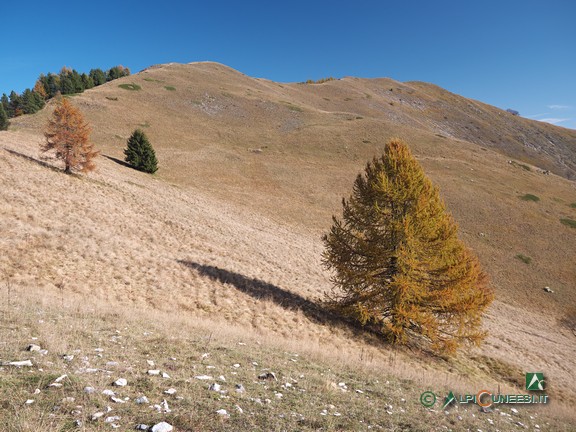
[1,62,576,427]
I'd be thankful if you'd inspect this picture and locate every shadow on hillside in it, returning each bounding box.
[101,154,132,168]
[3,148,63,173]
[177,260,386,344]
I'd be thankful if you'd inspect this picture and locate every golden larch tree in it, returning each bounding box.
[322,138,494,354]
[42,97,98,174]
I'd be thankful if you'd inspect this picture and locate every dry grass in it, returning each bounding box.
[2,62,576,430]
[1,285,575,431]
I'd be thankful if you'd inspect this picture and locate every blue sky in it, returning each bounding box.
[1,0,575,129]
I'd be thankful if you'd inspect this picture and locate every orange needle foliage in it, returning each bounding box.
[323,138,494,354]
[42,97,98,174]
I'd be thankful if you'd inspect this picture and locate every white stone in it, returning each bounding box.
[25,399,35,404]
[209,383,221,392]
[111,396,125,404]
[102,389,115,396]
[54,374,68,383]
[195,375,213,380]
[233,363,240,368]
[113,378,127,387]
[235,404,243,414]
[27,344,41,352]
[162,372,170,378]
[91,412,104,421]
[511,408,519,415]
[151,422,173,432]
[7,360,33,367]
[104,416,121,423]
[216,409,229,416]
[161,399,171,413]
[148,369,161,375]
[84,386,96,394]
[135,396,149,404]
[164,388,177,395]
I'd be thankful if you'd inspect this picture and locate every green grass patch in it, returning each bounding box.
[570,202,576,208]
[519,194,540,202]
[143,78,164,83]
[515,254,532,264]
[164,86,176,91]
[118,83,141,91]
[560,218,576,228]
[105,96,118,101]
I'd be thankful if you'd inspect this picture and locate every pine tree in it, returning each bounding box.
[0,103,9,130]
[9,91,22,117]
[322,138,493,354]
[42,97,98,174]
[89,68,107,86]
[124,129,158,174]
[1,94,10,117]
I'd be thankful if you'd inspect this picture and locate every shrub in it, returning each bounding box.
[560,218,576,229]
[124,129,158,174]
[322,138,493,354]
[515,254,532,264]
[164,86,176,91]
[520,194,540,202]
[118,83,141,91]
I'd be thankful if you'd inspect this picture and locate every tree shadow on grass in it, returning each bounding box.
[177,260,387,346]
[3,148,63,173]
[101,154,132,169]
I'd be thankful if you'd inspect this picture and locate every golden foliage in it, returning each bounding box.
[323,138,494,354]
[42,97,98,173]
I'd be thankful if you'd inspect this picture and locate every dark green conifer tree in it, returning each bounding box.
[89,68,107,86]
[0,103,9,130]
[124,129,158,174]
[9,91,22,116]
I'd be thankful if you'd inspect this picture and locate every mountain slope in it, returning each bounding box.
[2,62,576,428]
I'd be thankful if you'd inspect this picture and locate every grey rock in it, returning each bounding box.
[258,372,277,381]
[113,378,127,387]
[209,383,222,392]
[27,344,41,352]
[135,396,150,404]
[235,384,246,393]
[135,425,149,431]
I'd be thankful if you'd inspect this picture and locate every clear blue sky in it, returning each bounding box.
[1,0,575,129]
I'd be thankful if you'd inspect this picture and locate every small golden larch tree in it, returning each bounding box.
[42,97,98,174]
[322,138,494,354]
